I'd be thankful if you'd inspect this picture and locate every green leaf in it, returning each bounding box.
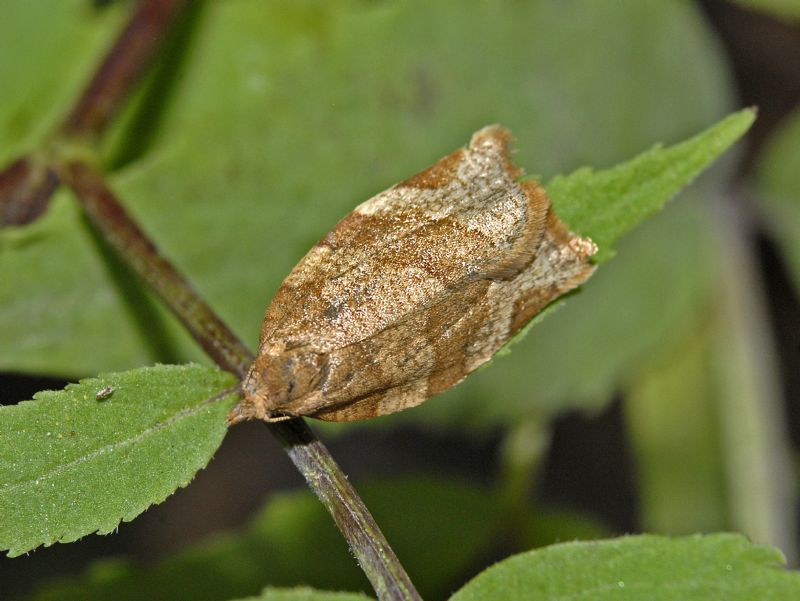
[27,477,504,601]
[2,0,734,376]
[0,364,237,557]
[0,0,128,165]
[547,108,755,262]
[231,588,371,601]
[450,534,800,601]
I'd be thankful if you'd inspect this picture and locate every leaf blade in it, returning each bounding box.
[0,364,238,557]
[450,534,800,601]
[546,108,755,262]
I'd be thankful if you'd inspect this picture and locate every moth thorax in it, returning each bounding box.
[243,348,328,416]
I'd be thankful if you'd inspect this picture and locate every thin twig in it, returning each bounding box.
[61,161,252,375]
[61,0,187,140]
[0,0,187,225]
[60,161,422,601]
[271,420,423,601]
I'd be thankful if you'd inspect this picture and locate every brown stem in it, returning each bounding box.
[1,0,187,226]
[0,156,59,226]
[61,161,252,376]
[61,0,187,140]
[271,420,423,601]
[60,161,422,601]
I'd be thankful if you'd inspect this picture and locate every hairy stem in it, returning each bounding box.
[60,161,422,601]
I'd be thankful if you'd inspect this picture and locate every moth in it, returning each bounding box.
[228,126,597,424]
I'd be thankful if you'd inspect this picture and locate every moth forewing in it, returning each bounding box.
[228,126,596,425]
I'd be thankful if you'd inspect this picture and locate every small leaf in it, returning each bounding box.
[547,108,755,262]
[450,534,800,601]
[231,588,372,601]
[0,364,238,557]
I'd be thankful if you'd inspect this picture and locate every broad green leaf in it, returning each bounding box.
[547,108,755,262]
[450,534,800,601]
[732,0,800,21]
[0,0,128,165]
[231,589,372,601]
[26,476,505,601]
[0,195,206,374]
[755,106,800,289]
[0,364,238,557]
[625,321,728,534]
[1,0,733,376]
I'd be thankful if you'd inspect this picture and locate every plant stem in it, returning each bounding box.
[61,0,188,141]
[498,418,549,515]
[61,161,251,375]
[60,161,422,601]
[0,156,59,226]
[709,195,797,562]
[1,0,187,225]
[271,420,423,601]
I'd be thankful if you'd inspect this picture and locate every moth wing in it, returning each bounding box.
[293,278,492,421]
[259,126,549,355]
[300,208,597,422]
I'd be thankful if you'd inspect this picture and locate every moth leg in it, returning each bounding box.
[264,411,295,423]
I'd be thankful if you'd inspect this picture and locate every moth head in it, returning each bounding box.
[235,347,328,423]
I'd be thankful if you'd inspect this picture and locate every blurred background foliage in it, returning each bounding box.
[1,0,800,599]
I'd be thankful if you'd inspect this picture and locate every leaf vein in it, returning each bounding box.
[0,387,236,494]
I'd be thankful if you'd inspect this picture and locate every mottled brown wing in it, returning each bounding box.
[257,126,549,357]
[283,207,596,422]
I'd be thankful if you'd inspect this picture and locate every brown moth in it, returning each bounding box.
[228,126,597,424]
